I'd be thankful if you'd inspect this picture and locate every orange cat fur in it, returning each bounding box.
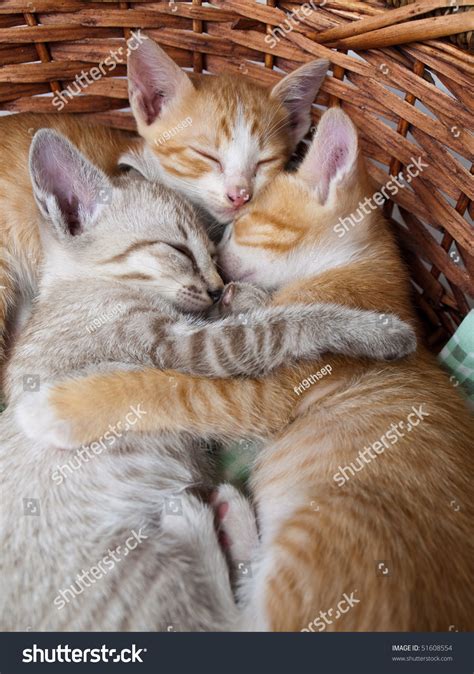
[123,37,328,225]
[36,109,474,631]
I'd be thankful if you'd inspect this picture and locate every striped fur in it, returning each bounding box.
[42,109,474,631]
[148,300,415,378]
[0,54,328,366]
[0,127,415,633]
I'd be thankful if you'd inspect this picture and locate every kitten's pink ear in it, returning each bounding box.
[128,36,194,128]
[298,108,359,204]
[270,59,329,147]
[29,129,110,239]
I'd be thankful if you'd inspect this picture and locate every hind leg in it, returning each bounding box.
[212,483,260,599]
[159,493,239,631]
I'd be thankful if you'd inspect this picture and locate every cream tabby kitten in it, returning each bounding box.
[122,37,329,226]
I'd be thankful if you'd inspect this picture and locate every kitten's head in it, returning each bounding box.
[29,129,223,313]
[217,109,372,289]
[127,37,329,224]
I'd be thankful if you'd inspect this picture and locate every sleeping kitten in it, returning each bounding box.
[37,111,473,632]
[121,37,329,228]
[0,130,238,631]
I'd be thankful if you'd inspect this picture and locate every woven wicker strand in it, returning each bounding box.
[385,0,474,51]
[0,0,472,349]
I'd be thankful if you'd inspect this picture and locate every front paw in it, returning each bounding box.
[15,385,78,449]
[211,484,259,563]
[377,314,417,360]
[215,282,269,317]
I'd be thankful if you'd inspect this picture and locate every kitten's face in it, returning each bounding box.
[29,132,223,313]
[217,173,309,289]
[217,109,365,290]
[141,77,290,225]
[84,183,224,313]
[128,38,329,224]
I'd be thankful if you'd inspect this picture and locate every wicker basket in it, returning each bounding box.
[0,0,473,349]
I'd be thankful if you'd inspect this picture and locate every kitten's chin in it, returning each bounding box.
[210,204,246,225]
[173,297,213,314]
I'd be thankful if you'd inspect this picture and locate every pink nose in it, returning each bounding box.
[226,186,252,209]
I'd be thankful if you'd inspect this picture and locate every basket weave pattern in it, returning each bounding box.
[385,0,473,51]
[0,0,473,348]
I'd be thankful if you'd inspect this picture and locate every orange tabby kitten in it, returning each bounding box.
[124,37,328,226]
[25,110,474,631]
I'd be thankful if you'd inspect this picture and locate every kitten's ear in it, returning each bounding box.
[270,59,329,146]
[298,108,359,204]
[128,36,194,129]
[29,129,111,239]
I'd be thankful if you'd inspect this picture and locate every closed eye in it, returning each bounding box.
[257,156,280,168]
[189,146,223,171]
[165,242,198,270]
[254,156,280,176]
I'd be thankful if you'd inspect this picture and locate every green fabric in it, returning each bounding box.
[438,309,474,406]
[217,439,261,489]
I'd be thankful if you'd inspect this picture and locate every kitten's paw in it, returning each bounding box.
[15,385,77,449]
[377,315,417,361]
[212,484,259,562]
[215,282,269,318]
